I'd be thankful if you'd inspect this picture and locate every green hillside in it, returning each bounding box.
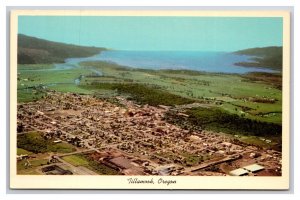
[234,46,282,70]
[18,34,105,64]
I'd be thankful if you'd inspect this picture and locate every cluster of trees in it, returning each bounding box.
[159,69,207,76]
[186,107,282,137]
[18,34,105,64]
[82,82,195,106]
[242,72,282,90]
[166,107,281,138]
[17,132,49,153]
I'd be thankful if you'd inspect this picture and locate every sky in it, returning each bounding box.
[18,16,283,51]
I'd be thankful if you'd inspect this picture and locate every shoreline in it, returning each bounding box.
[79,60,282,77]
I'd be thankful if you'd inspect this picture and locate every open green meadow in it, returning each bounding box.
[62,154,120,175]
[17,131,77,154]
[17,158,49,175]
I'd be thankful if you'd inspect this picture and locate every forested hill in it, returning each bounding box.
[18,34,106,64]
[234,46,283,71]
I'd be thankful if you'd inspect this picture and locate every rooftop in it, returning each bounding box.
[109,157,133,169]
[243,164,265,173]
[229,168,249,176]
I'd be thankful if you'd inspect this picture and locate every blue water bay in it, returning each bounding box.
[41,51,277,74]
[86,51,276,74]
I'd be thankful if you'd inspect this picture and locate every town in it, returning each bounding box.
[17,91,282,176]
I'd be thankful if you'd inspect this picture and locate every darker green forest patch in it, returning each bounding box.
[80,83,195,106]
[241,72,282,90]
[17,132,76,154]
[166,107,281,140]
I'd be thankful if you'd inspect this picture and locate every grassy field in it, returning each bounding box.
[62,154,120,175]
[17,148,33,155]
[17,131,76,154]
[62,155,90,167]
[17,158,49,175]
[17,64,54,70]
[17,64,94,102]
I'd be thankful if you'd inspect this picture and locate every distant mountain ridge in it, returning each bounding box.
[234,46,282,71]
[18,34,106,64]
